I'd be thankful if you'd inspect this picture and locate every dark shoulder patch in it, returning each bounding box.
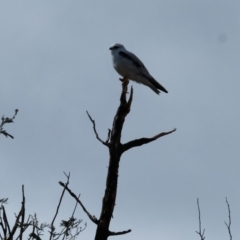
[119,51,142,68]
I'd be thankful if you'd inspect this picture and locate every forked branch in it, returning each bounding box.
[0,109,18,139]
[50,172,70,240]
[58,181,98,225]
[225,197,232,240]
[195,198,205,240]
[86,111,110,147]
[8,185,25,240]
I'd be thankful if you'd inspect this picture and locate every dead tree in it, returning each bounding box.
[60,80,176,240]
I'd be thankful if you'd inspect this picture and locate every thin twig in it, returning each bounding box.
[16,215,31,240]
[2,205,11,236]
[19,185,25,240]
[0,209,7,238]
[105,129,111,143]
[225,197,232,240]
[49,172,70,240]
[195,198,205,240]
[58,182,98,224]
[0,109,18,139]
[121,128,176,153]
[86,111,109,147]
[108,229,131,236]
[0,199,8,204]
[71,194,80,218]
[8,203,24,240]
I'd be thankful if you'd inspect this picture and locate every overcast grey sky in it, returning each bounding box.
[1,1,240,239]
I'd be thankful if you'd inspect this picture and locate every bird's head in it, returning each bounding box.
[109,43,125,52]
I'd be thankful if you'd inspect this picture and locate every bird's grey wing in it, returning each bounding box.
[119,50,149,73]
[142,74,168,93]
[119,50,168,93]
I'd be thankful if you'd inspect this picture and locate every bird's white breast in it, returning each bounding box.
[111,51,139,78]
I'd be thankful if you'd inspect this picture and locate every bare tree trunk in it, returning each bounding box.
[94,80,132,240]
[93,80,175,240]
[61,80,175,240]
[94,148,120,240]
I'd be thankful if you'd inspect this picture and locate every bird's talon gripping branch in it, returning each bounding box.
[119,77,128,83]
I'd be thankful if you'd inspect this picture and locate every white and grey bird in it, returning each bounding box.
[109,43,168,95]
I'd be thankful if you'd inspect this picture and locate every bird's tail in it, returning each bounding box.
[142,75,168,94]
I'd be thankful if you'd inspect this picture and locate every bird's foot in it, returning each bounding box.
[119,77,129,83]
[121,77,130,94]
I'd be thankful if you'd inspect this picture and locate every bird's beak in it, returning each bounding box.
[109,47,112,50]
